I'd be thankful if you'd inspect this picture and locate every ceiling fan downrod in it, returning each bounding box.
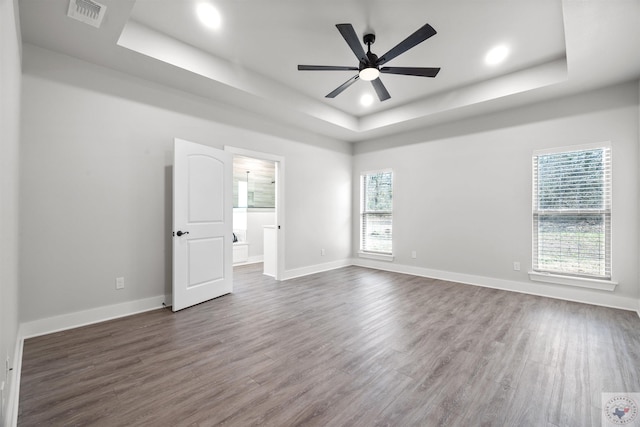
[360,33,379,79]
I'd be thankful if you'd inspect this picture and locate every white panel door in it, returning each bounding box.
[173,138,232,311]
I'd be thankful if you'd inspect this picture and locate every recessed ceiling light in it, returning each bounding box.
[485,45,509,65]
[360,94,374,107]
[196,3,221,30]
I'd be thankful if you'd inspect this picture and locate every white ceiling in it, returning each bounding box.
[18,0,640,143]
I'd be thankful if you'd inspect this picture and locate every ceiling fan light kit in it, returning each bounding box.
[359,67,379,81]
[298,23,441,102]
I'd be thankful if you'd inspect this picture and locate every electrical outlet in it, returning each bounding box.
[513,262,521,271]
[116,277,125,290]
[320,249,325,256]
[411,251,417,259]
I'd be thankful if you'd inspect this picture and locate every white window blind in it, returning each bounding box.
[361,170,393,254]
[532,144,611,279]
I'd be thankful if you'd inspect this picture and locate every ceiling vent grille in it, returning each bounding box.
[67,0,106,28]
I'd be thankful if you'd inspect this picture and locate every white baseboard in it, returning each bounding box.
[6,260,639,426]
[19,295,168,340]
[233,255,264,266]
[248,255,264,264]
[6,295,167,427]
[4,333,23,427]
[280,258,639,312]
[282,258,353,281]
[353,258,639,312]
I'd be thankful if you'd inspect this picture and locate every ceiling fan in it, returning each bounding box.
[298,23,440,102]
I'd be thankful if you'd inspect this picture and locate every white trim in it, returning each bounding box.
[247,255,264,264]
[233,255,264,266]
[360,167,393,176]
[8,259,640,427]
[533,140,611,156]
[352,258,638,312]
[528,271,617,291]
[5,333,23,427]
[282,258,353,281]
[358,251,394,262]
[223,146,282,163]
[7,295,165,427]
[19,295,167,339]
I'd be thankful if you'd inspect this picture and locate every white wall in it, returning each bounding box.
[15,29,639,348]
[19,44,352,323]
[353,81,640,310]
[0,0,21,423]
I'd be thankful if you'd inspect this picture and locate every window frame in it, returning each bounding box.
[359,169,394,261]
[530,142,616,290]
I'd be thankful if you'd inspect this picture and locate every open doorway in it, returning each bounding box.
[225,146,284,280]
[231,156,275,267]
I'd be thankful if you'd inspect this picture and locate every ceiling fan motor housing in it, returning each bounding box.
[361,34,379,70]
[361,54,379,71]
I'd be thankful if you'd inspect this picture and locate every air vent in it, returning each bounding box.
[67,0,106,28]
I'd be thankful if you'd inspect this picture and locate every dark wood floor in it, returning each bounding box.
[18,264,640,426]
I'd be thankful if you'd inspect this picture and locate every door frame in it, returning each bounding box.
[225,146,285,281]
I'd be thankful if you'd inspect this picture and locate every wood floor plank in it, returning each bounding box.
[501,359,558,426]
[18,263,640,426]
[548,304,592,427]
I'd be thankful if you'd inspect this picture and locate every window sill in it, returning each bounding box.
[528,271,617,291]
[358,251,394,262]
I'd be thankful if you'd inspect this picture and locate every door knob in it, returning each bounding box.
[176,230,190,237]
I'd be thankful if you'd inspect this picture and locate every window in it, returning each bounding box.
[532,144,611,280]
[360,170,393,255]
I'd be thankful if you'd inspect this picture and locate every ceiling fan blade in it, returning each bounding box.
[326,74,360,98]
[380,66,440,77]
[371,78,391,101]
[376,23,437,66]
[336,24,368,63]
[298,65,359,71]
